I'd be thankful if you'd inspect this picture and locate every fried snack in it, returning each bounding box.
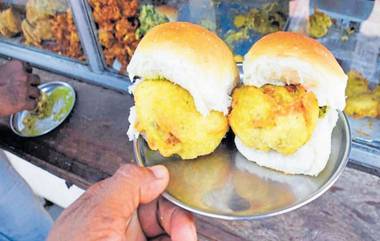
[344,71,380,118]
[135,5,169,39]
[345,94,379,118]
[0,8,22,37]
[22,0,68,46]
[89,0,139,73]
[308,11,332,38]
[229,85,319,155]
[133,79,229,159]
[225,2,286,48]
[26,0,67,23]
[49,10,85,60]
[345,70,369,97]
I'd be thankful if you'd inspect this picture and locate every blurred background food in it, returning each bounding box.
[0,0,84,60]
[136,4,169,39]
[307,10,332,38]
[0,8,21,37]
[224,1,287,51]
[22,0,67,46]
[344,71,380,119]
[88,0,139,74]
[47,10,84,60]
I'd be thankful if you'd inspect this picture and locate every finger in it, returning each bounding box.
[106,164,169,217]
[23,62,33,73]
[28,74,40,86]
[139,199,165,238]
[24,99,37,111]
[158,198,197,241]
[28,86,40,99]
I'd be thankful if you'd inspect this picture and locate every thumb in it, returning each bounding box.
[111,164,169,206]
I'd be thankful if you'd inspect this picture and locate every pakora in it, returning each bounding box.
[225,2,286,48]
[344,71,380,118]
[22,0,68,46]
[308,11,332,38]
[49,10,85,60]
[89,0,139,73]
[0,8,21,37]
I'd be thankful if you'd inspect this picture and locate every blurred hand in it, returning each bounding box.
[0,60,40,117]
[47,164,197,241]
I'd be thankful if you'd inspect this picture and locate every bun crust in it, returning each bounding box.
[128,22,239,115]
[243,31,347,110]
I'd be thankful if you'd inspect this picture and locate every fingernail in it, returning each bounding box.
[148,165,168,179]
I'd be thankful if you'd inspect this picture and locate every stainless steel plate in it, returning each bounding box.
[134,112,351,220]
[10,81,76,137]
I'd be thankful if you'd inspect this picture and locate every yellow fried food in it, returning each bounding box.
[373,86,380,98]
[26,0,67,23]
[376,86,380,116]
[134,79,229,159]
[345,93,379,118]
[229,85,319,154]
[345,71,369,97]
[344,71,380,118]
[0,8,22,37]
[308,11,332,38]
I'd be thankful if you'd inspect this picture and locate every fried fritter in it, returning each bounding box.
[89,0,139,73]
[49,10,85,60]
[344,71,380,118]
[345,93,379,118]
[308,11,332,38]
[229,85,319,155]
[133,79,229,159]
[0,8,21,37]
[345,71,369,97]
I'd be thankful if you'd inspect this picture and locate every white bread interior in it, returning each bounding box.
[128,22,239,116]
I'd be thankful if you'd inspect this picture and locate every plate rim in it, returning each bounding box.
[9,81,76,138]
[133,111,352,220]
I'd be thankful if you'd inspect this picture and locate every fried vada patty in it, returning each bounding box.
[134,79,229,159]
[229,85,319,155]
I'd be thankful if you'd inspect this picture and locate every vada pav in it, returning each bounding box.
[229,32,347,176]
[127,22,239,159]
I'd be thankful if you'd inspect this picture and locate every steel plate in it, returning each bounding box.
[10,81,76,138]
[133,112,351,220]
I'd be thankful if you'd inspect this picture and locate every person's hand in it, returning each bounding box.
[0,60,40,117]
[47,164,197,241]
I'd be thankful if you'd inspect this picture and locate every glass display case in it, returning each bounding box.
[0,0,379,170]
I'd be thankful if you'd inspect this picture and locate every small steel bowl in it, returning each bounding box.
[133,112,351,220]
[10,81,76,138]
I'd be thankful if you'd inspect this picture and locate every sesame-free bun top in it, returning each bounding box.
[243,31,347,110]
[128,22,239,115]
